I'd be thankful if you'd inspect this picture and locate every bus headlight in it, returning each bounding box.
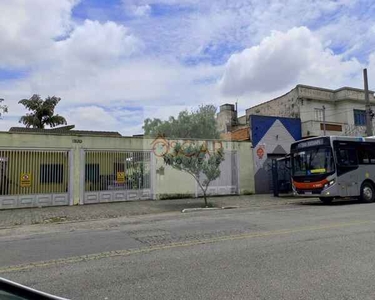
[324,180,335,189]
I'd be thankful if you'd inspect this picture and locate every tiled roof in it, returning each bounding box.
[9,127,122,137]
[220,127,250,141]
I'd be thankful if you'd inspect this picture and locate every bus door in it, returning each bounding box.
[335,147,359,197]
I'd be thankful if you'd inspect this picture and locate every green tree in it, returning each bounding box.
[143,104,220,139]
[0,98,8,118]
[18,94,67,128]
[163,142,224,207]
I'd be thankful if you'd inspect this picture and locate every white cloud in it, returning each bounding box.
[366,53,375,90]
[219,27,362,96]
[0,117,20,132]
[55,20,142,66]
[0,56,222,135]
[132,4,152,17]
[0,1,148,134]
[60,105,144,135]
[122,0,153,17]
[124,0,360,62]
[0,0,374,136]
[10,58,221,109]
[0,0,78,68]
[60,105,195,136]
[64,106,118,129]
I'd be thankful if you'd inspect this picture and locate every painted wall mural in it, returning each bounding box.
[250,115,302,194]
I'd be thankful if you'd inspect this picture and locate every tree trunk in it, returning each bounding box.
[203,182,210,208]
[203,192,208,207]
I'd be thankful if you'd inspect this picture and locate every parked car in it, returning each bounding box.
[0,277,68,300]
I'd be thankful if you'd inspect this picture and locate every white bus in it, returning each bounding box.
[290,136,375,204]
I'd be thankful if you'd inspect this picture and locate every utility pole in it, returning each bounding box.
[322,105,326,136]
[363,68,373,136]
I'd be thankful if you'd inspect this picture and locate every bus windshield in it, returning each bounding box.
[292,147,335,177]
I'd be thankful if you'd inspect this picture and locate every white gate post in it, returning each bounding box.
[69,150,74,205]
[79,149,85,205]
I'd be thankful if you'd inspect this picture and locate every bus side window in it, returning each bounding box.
[358,148,370,164]
[368,147,375,164]
[358,146,375,164]
[337,148,358,166]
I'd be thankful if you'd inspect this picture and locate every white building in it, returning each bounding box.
[246,84,375,138]
[217,84,375,194]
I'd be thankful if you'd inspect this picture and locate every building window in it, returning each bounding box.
[354,109,366,126]
[314,108,324,121]
[40,164,64,183]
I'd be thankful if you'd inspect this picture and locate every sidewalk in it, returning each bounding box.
[0,194,316,228]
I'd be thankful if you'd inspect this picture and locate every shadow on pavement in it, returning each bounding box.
[155,201,209,210]
[298,199,364,206]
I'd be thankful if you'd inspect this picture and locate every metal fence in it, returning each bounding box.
[272,155,292,197]
[82,150,152,204]
[0,149,71,209]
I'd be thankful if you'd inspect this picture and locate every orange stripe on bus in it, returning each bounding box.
[293,179,328,190]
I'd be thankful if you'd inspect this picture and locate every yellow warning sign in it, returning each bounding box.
[20,173,32,188]
[117,172,125,183]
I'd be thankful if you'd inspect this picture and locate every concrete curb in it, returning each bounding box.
[222,206,240,210]
[181,206,239,213]
[181,207,221,213]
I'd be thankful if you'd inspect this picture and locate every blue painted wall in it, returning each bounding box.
[250,115,302,147]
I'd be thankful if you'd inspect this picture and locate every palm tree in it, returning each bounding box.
[18,95,67,128]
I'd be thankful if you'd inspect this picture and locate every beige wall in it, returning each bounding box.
[237,141,254,194]
[245,85,375,138]
[0,132,255,204]
[153,138,254,196]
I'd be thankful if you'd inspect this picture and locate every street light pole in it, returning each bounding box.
[322,105,326,136]
[363,69,373,136]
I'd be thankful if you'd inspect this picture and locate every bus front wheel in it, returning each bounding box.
[319,197,333,204]
[360,182,375,203]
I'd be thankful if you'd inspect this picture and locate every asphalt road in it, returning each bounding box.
[2,199,375,299]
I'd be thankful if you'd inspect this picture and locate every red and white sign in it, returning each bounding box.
[256,147,265,159]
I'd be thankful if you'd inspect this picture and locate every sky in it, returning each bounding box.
[1,0,375,135]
